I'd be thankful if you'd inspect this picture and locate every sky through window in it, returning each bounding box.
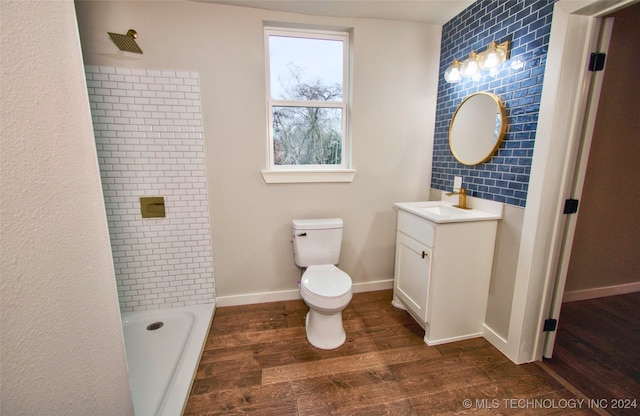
[269,35,343,100]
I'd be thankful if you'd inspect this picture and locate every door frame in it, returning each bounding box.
[497,0,637,364]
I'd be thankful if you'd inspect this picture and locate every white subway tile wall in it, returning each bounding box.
[84,65,215,312]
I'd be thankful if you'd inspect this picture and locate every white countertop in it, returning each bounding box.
[394,200,502,224]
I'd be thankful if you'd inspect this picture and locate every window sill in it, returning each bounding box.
[261,169,356,184]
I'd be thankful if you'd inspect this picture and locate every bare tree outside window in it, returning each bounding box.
[272,64,343,165]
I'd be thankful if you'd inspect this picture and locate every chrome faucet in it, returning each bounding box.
[446,188,469,209]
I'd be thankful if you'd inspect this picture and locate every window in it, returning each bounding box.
[262,26,355,183]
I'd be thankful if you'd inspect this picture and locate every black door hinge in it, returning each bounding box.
[589,52,606,71]
[563,198,579,214]
[543,318,557,332]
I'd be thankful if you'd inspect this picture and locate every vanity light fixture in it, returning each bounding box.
[444,40,510,83]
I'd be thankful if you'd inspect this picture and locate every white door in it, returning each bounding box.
[542,17,614,358]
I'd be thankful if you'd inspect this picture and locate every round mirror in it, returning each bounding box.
[449,92,507,166]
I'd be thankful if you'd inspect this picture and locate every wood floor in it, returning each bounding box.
[543,292,640,416]
[185,290,598,415]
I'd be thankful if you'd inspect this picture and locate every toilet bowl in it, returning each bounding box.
[291,218,352,350]
[300,264,352,350]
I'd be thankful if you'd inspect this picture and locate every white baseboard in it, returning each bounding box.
[562,281,640,303]
[482,323,510,358]
[424,332,482,346]
[216,288,301,307]
[216,279,394,307]
[352,279,394,293]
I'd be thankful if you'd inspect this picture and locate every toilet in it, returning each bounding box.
[291,218,353,350]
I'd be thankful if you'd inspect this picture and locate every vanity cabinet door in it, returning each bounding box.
[393,231,432,323]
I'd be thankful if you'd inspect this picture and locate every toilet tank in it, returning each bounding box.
[291,218,343,267]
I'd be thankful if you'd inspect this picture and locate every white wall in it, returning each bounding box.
[484,205,524,338]
[0,1,133,415]
[75,1,441,302]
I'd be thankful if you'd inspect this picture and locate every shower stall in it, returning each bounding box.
[84,64,216,415]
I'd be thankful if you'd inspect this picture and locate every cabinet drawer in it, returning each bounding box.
[397,210,435,246]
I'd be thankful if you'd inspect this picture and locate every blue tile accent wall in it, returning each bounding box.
[431,0,555,207]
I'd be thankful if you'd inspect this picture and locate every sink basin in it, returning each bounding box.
[420,205,473,217]
[394,201,501,223]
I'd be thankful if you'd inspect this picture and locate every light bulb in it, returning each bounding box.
[444,58,462,83]
[479,41,508,70]
[460,51,480,78]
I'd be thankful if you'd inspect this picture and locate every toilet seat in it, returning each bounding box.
[301,265,351,297]
[300,265,352,312]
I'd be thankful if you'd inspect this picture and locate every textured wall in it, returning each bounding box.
[85,65,215,312]
[431,0,555,207]
[0,1,133,414]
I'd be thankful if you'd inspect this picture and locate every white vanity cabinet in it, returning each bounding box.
[392,204,499,346]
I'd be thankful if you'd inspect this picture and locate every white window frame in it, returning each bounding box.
[261,26,355,184]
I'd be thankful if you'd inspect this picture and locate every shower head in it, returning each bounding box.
[107,29,143,54]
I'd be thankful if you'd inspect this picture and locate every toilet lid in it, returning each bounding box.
[302,265,351,297]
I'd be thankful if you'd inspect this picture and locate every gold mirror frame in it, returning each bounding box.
[448,92,507,166]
